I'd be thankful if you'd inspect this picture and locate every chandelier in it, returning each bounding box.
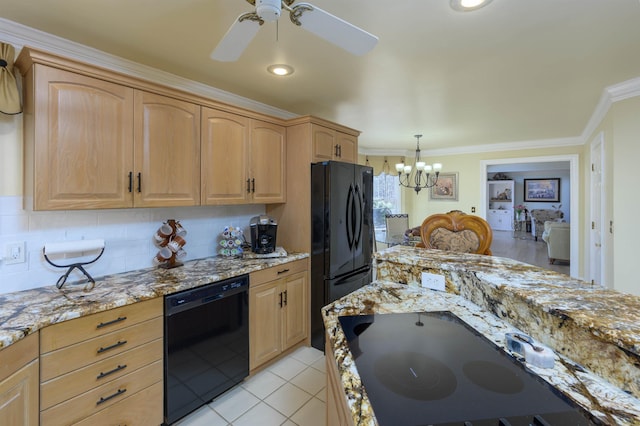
[395,134,442,194]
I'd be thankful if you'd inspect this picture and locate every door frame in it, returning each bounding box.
[589,132,606,286]
[480,155,579,278]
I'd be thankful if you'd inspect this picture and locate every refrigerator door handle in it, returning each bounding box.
[346,184,354,250]
[353,184,363,248]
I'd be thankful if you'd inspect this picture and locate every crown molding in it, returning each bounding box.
[0,18,297,120]
[360,136,582,158]
[581,76,640,145]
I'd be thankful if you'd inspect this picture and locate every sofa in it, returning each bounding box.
[542,221,570,264]
[530,209,563,241]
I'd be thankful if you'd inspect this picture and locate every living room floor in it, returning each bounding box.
[491,230,570,275]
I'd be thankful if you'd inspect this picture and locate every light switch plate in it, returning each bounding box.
[422,271,445,291]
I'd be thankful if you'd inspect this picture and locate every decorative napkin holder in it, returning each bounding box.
[153,219,187,269]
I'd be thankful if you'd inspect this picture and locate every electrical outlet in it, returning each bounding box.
[4,242,26,265]
[422,271,445,291]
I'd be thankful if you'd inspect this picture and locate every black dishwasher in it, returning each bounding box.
[164,274,249,425]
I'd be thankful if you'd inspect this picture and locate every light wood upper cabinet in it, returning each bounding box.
[133,91,201,207]
[250,120,286,203]
[201,108,251,204]
[24,65,135,210]
[201,111,285,205]
[312,124,357,163]
[21,63,201,210]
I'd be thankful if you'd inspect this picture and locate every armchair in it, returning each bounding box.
[419,210,493,255]
[530,209,563,241]
[542,221,570,264]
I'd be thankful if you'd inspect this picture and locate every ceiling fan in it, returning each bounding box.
[211,0,379,62]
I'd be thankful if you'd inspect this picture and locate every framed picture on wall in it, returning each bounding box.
[429,172,459,201]
[524,178,560,202]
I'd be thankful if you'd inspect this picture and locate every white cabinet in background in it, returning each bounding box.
[487,209,512,231]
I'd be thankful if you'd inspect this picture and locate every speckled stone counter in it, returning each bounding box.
[0,253,308,349]
[323,281,640,426]
[374,246,640,401]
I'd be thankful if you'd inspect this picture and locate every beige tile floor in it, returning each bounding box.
[176,346,326,426]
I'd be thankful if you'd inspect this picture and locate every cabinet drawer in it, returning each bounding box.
[41,338,162,410]
[41,298,162,353]
[40,360,162,426]
[41,316,162,381]
[0,332,38,382]
[250,259,307,287]
[73,382,163,426]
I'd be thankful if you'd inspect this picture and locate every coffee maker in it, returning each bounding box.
[249,215,278,254]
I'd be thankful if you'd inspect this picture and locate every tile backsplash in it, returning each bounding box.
[0,196,265,294]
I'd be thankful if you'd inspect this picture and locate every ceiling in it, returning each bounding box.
[2,0,640,153]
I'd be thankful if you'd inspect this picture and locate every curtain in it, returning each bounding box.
[0,42,22,115]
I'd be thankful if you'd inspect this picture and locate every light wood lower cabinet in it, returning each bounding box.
[249,259,309,371]
[39,298,163,425]
[325,338,354,426]
[0,333,39,426]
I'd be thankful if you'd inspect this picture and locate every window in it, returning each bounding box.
[373,172,401,230]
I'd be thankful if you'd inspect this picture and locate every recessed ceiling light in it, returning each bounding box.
[267,64,294,76]
[450,0,493,12]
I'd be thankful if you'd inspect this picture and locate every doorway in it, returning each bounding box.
[480,155,579,278]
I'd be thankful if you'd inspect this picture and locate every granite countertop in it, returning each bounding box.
[0,253,308,349]
[374,246,640,398]
[323,281,640,426]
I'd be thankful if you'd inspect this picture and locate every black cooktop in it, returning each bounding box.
[338,311,596,426]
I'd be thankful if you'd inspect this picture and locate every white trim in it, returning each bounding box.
[0,18,297,120]
[480,155,580,279]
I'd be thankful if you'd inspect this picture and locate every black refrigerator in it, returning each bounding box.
[310,161,373,350]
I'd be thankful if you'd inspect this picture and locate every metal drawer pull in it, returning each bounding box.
[277,268,290,275]
[97,340,127,354]
[279,291,283,308]
[97,364,127,380]
[283,290,287,306]
[97,388,127,405]
[96,316,127,329]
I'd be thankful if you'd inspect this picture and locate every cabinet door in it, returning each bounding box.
[133,91,201,207]
[312,125,336,162]
[282,271,308,350]
[0,360,39,426]
[336,132,357,163]
[201,108,250,204]
[250,120,286,203]
[32,66,134,210]
[249,281,282,369]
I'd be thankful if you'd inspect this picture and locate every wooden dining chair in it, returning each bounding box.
[419,210,493,255]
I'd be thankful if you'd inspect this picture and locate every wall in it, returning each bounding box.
[492,170,570,219]
[401,146,582,228]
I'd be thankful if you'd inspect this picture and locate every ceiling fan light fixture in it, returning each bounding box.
[450,0,493,12]
[267,64,294,76]
[256,0,281,21]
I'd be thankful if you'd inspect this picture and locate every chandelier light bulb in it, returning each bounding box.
[433,163,443,171]
[395,163,405,172]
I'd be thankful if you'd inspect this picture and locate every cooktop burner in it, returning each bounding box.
[338,311,595,426]
[374,351,457,400]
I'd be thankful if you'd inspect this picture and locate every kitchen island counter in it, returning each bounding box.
[0,253,308,349]
[375,246,640,398]
[323,280,640,425]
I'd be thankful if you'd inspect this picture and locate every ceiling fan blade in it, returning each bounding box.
[211,12,263,62]
[290,3,378,56]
